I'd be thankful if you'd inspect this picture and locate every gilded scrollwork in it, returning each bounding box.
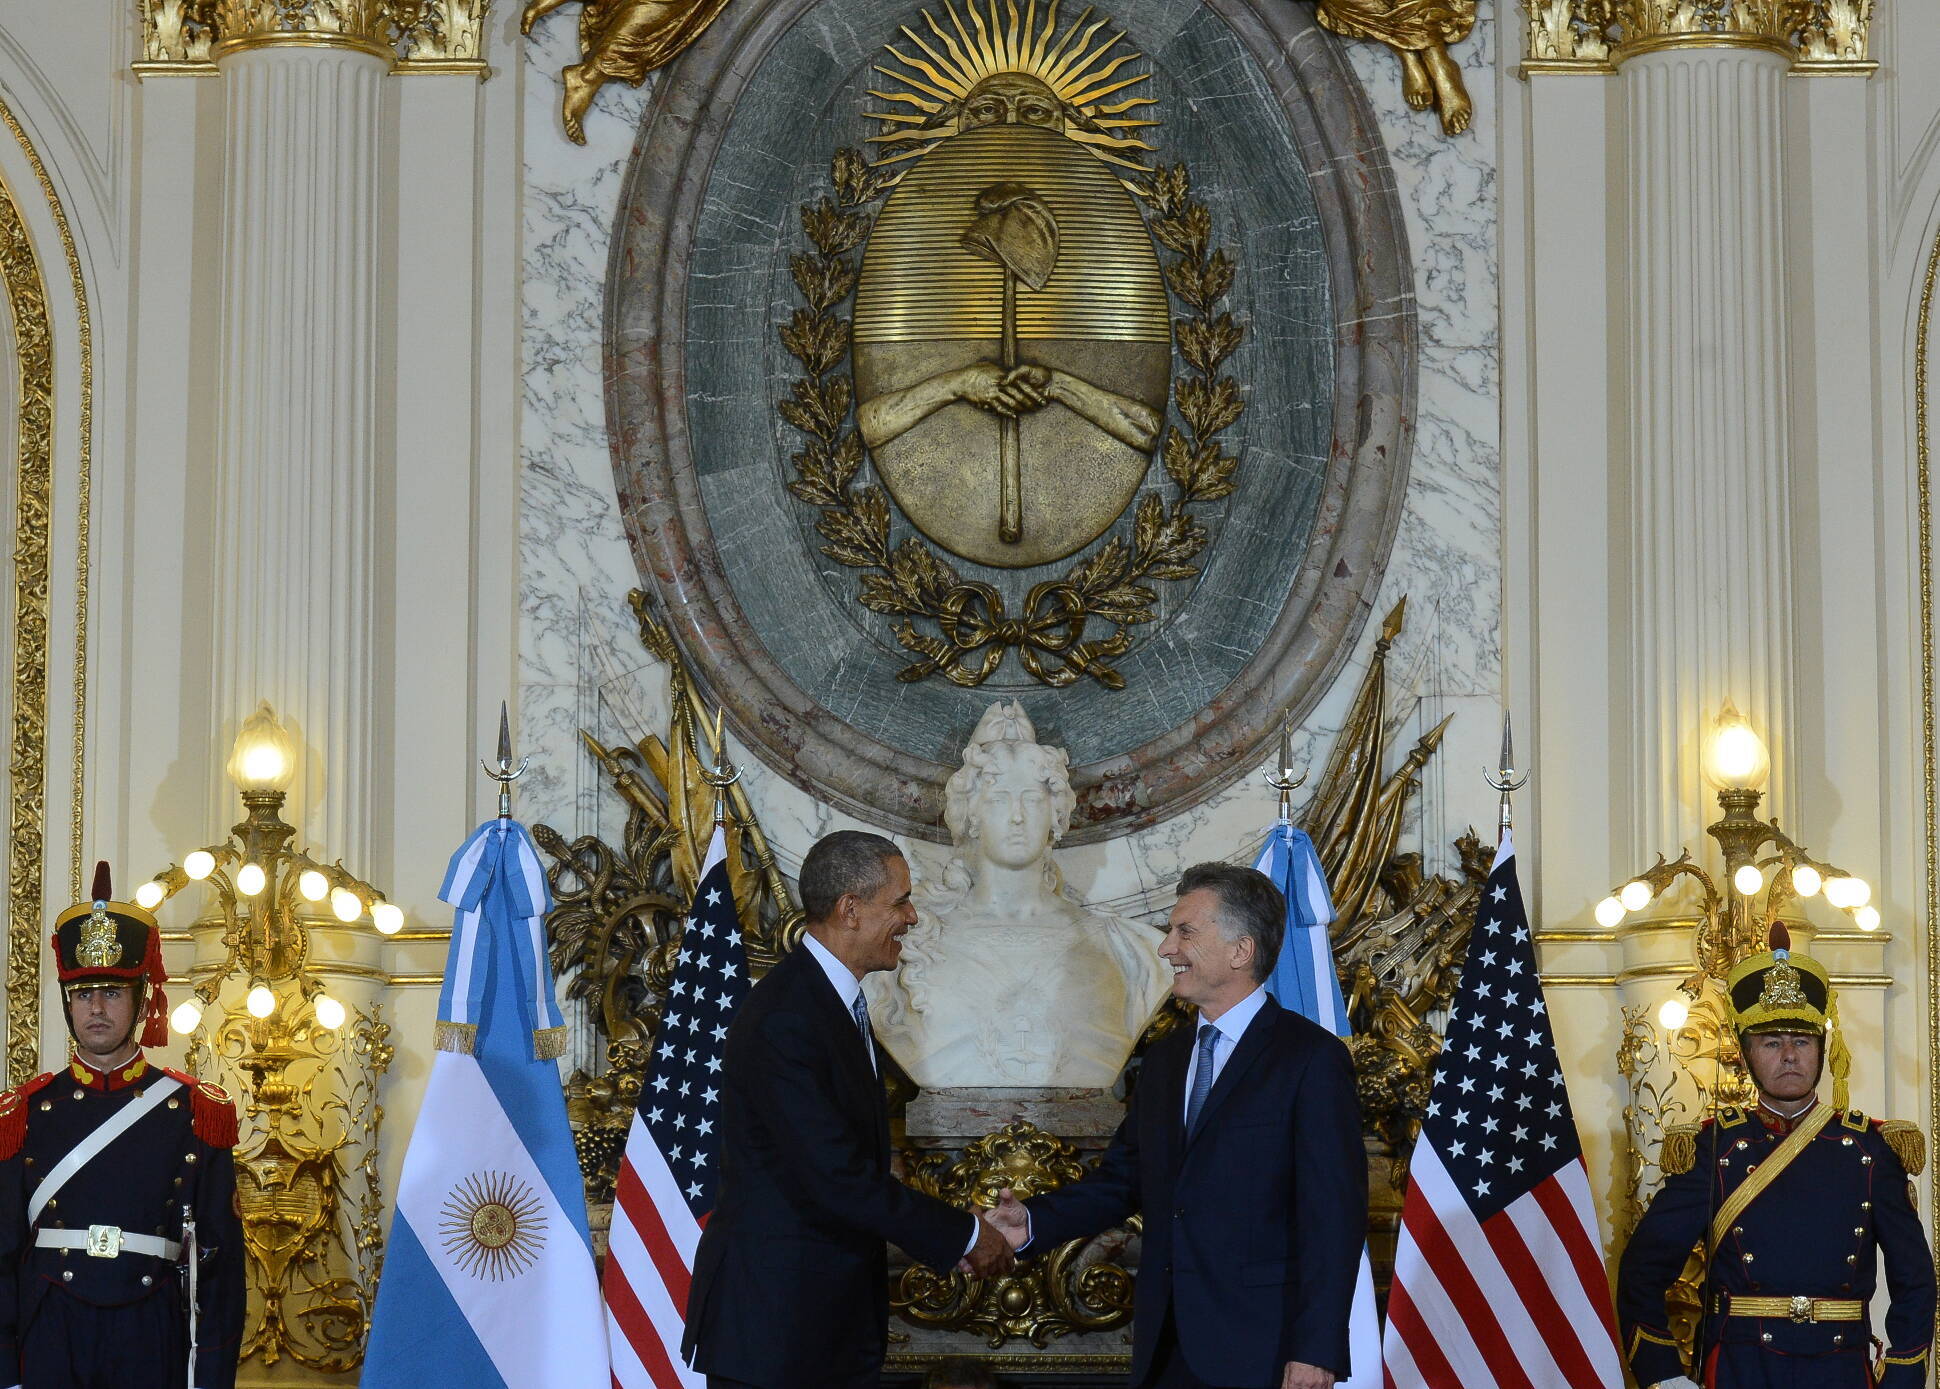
[892,1122,1138,1346]
[540,593,802,1208]
[136,0,490,71]
[188,996,394,1369]
[1521,0,1872,72]
[0,116,55,1089]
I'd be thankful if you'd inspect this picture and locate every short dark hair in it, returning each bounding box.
[798,830,902,923]
[922,1358,1000,1389]
[1177,861,1285,982]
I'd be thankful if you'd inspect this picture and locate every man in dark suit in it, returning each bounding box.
[682,830,1014,1389]
[987,862,1365,1389]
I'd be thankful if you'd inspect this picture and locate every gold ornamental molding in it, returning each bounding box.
[1521,0,1875,76]
[0,98,94,1088]
[136,0,491,76]
[1917,208,1940,1293]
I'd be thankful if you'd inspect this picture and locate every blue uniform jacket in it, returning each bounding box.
[1617,1104,1934,1388]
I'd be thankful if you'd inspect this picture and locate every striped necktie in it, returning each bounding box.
[1186,1021,1219,1133]
[851,991,876,1074]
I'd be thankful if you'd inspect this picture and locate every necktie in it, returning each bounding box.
[851,992,876,1073]
[1186,1021,1219,1134]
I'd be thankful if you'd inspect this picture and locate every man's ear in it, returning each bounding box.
[1233,934,1255,974]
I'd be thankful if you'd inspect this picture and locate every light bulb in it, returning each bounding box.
[1824,876,1862,909]
[1855,905,1882,932]
[330,887,363,923]
[1702,699,1770,790]
[314,994,347,1030]
[236,863,266,897]
[1658,998,1689,1031]
[183,851,216,881]
[1790,864,1822,898]
[170,999,203,1034]
[1847,878,1871,908]
[225,700,297,793]
[371,902,404,936]
[134,881,166,910]
[1619,880,1653,913]
[1733,864,1764,896]
[298,870,329,902]
[245,985,275,1019]
[1593,896,1625,928]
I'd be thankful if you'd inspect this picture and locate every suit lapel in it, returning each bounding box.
[793,948,887,1146]
[1150,1022,1192,1175]
[1184,995,1281,1148]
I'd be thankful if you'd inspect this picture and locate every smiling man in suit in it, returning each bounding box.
[986,861,1366,1389]
[682,829,1014,1389]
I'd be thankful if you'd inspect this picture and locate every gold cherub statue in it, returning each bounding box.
[522,0,733,144]
[1316,0,1476,137]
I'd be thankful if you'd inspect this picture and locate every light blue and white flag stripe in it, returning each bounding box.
[435,819,565,1053]
[1255,822,1382,1389]
[365,818,609,1389]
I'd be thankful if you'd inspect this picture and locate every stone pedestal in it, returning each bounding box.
[904,1086,1125,1150]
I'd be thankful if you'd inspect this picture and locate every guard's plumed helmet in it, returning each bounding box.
[1726,922,1850,1109]
[51,860,168,1047]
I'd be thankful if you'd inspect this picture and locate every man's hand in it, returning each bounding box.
[985,1187,1030,1251]
[1649,1379,1700,1389]
[1281,1362,1334,1389]
[959,1211,1015,1279]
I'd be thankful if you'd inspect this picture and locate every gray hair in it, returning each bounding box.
[1177,861,1286,983]
[799,830,902,923]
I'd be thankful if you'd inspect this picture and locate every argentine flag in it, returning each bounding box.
[1256,822,1381,1389]
[365,819,610,1387]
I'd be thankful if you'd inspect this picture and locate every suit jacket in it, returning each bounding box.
[682,945,972,1385]
[1025,995,1366,1386]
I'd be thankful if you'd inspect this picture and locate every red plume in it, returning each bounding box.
[1768,921,1792,953]
[138,921,168,1047]
[89,860,111,903]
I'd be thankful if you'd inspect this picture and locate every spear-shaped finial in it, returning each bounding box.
[1262,713,1307,825]
[1482,709,1529,836]
[699,705,741,827]
[481,700,531,819]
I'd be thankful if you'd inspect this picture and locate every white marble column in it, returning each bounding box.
[209,41,387,867]
[1622,44,1796,869]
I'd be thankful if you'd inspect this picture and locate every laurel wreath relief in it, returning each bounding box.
[779,149,1245,690]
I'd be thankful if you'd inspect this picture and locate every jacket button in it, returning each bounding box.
[61,1271,71,1282]
[1862,1201,1873,1211]
[141,1275,153,1287]
[1742,1253,1754,1263]
[1761,1333,1772,1344]
[1848,1254,1857,1264]
[1855,1227,1866,1236]
[1174,1208,1185,1219]
[1834,1335,1844,1346]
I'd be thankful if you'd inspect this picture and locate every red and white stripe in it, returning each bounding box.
[604,1110,705,1389]
[1383,1141,1622,1389]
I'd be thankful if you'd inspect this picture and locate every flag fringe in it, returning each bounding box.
[533,1024,568,1060]
[434,1020,478,1054]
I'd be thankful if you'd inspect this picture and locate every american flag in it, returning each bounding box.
[1382,832,1622,1389]
[604,828,749,1389]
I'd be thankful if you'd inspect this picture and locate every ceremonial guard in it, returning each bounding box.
[0,864,244,1388]
[1618,925,1935,1388]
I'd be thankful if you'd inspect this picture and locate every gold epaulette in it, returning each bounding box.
[1660,1123,1701,1175]
[1879,1120,1926,1176]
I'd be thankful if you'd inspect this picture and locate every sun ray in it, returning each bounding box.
[865,0,1158,173]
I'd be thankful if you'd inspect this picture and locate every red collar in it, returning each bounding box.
[69,1053,149,1092]
[1756,1099,1819,1135]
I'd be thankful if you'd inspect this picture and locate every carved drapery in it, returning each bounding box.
[1523,0,1874,74]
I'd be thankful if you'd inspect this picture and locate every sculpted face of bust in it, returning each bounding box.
[966,743,1058,871]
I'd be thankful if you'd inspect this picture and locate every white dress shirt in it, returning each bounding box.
[1181,983,1269,1125]
[799,933,979,1258]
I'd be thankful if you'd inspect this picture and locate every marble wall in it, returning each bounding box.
[517,4,1503,960]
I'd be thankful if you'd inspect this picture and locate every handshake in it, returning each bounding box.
[957,1188,1031,1279]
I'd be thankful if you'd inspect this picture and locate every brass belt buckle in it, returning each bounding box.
[84,1224,122,1258]
[1788,1295,1813,1323]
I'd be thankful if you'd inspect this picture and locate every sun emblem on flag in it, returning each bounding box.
[439,1171,547,1280]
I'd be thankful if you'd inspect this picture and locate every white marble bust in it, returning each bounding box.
[866,702,1171,1089]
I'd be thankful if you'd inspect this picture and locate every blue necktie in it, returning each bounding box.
[1186,1021,1219,1133]
[851,992,876,1074]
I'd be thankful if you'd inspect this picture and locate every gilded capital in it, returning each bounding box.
[136,0,490,75]
[1521,0,1875,75]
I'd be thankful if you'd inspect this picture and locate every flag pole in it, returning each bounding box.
[700,705,741,828]
[480,700,531,820]
[1482,709,1528,840]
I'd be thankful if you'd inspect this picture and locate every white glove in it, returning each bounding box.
[1651,1378,1701,1389]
